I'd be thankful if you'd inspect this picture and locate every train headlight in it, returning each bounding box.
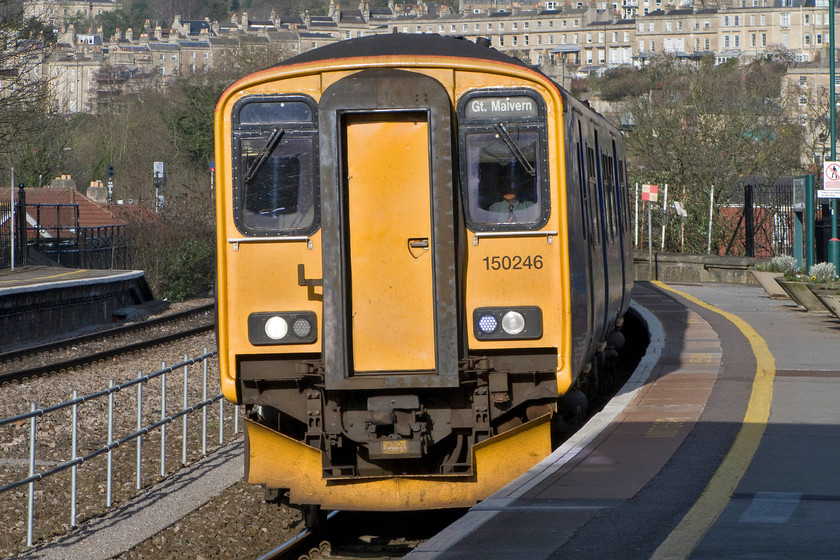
[248,312,317,345]
[264,316,288,340]
[473,307,542,340]
[501,311,526,335]
[477,314,498,334]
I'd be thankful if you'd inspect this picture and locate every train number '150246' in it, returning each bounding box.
[482,255,544,271]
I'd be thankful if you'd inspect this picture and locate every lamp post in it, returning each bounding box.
[831,0,840,273]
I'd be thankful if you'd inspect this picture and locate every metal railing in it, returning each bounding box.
[0,349,239,549]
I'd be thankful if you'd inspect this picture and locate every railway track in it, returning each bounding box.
[0,303,215,385]
[256,509,469,560]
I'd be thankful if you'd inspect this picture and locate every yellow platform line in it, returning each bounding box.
[649,281,776,560]
[0,269,84,284]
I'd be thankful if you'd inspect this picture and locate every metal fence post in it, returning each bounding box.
[161,362,167,478]
[27,402,36,547]
[219,398,224,444]
[136,371,143,490]
[71,390,78,527]
[107,380,114,508]
[182,356,188,466]
[202,355,208,456]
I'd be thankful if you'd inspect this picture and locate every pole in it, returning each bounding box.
[661,183,668,251]
[9,168,14,271]
[634,182,639,248]
[707,185,715,254]
[830,0,840,273]
[648,201,653,279]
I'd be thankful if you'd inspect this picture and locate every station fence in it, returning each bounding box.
[0,349,240,550]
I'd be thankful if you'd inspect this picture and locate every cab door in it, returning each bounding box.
[318,69,460,390]
[344,113,435,372]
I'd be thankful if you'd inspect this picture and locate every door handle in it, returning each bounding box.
[408,238,429,249]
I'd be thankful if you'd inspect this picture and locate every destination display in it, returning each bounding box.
[465,96,539,119]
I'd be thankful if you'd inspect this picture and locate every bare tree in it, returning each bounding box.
[600,54,802,254]
[0,1,59,185]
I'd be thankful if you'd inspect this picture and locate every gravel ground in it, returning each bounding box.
[0,299,302,559]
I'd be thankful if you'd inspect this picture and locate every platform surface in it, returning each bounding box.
[408,281,840,560]
[0,266,144,295]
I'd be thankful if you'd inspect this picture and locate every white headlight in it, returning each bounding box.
[264,316,289,340]
[501,311,525,335]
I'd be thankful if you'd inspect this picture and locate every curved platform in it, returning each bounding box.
[408,280,840,560]
[0,266,153,352]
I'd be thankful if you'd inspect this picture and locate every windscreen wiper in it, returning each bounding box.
[494,123,536,177]
[243,128,285,183]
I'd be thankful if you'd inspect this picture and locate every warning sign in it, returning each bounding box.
[642,184,659,202]
[823,161,840,190]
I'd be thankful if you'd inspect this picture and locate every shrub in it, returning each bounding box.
[766,255,797,275]
[157,238,216,301]
[808,262,838,284]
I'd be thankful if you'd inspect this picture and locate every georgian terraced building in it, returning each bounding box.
[18,0,840,114]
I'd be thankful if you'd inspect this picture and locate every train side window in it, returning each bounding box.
[586,145,600,246]
[602,152,616,240]
[457,90,549,231]
[231,96,319,236]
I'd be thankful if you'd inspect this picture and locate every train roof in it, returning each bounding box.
[279,33,531,70]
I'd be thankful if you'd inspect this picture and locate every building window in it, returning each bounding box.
[751,33,757,46]
[780,13,790,27]
[800,76,808,85]
[761,33,767,46]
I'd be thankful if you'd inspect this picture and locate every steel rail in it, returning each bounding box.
[0,319,215,385]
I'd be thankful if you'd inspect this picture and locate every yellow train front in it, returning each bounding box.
[214,34,632,524]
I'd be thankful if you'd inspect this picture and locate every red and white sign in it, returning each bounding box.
[642,184,659,202]
[823,161,840,190]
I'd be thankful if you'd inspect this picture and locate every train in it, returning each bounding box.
[214,33,632,528]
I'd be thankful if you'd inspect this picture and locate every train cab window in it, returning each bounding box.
[231,96,319,236]
[457,91,549,231]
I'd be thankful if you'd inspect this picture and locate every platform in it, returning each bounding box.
[0,266,154,352]
[408,280,840,560]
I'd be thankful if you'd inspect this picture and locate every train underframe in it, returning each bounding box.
[238,338,625,525]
